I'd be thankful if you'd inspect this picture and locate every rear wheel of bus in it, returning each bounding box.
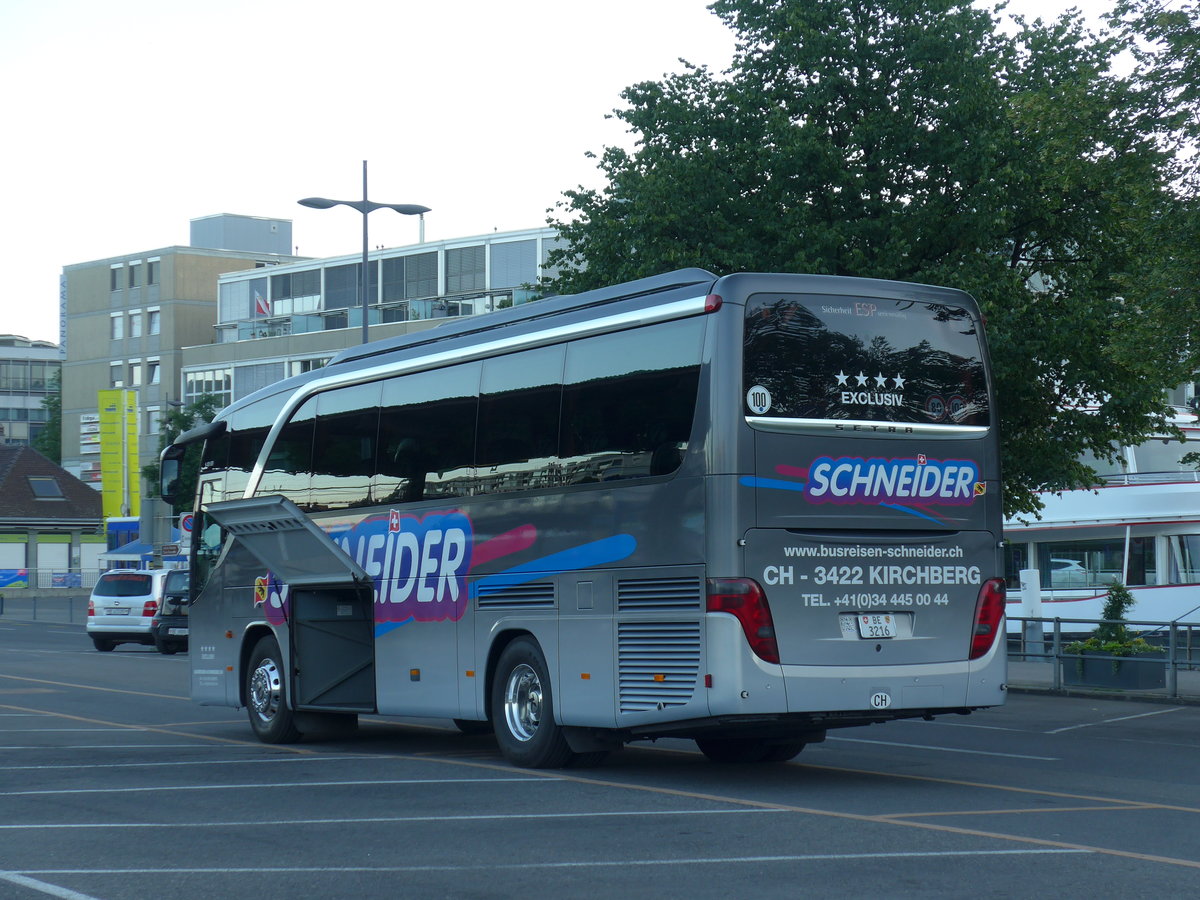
[246,635,301,743]
[491,636,605,769]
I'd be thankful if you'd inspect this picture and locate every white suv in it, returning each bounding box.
[87,569,170,652]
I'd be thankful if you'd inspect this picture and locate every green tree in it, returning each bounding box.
[548,0,1200,517]
[141,395,221,513]
[31,370,61,464]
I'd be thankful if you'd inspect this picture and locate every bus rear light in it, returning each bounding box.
[970,578,1007,660]
[704,294,723,312]
[706,578,779,664]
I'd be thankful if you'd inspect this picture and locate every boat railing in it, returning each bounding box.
[1099,470,1200,485]
[1008,615,1200,697]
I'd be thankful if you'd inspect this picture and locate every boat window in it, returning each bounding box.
[1035,538,1155,589]
[1167,535,1200,585]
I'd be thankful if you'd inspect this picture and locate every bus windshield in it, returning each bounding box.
[743,293,989,427]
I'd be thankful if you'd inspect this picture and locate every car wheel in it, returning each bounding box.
[92,638,115,652]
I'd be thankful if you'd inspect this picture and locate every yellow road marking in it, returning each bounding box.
[0,703,316,755]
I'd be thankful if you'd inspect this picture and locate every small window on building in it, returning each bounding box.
[147,260,159,285]
[110,314,124,341]
[28,476,64,499]
[148,309,161,335]
[110,363,123,388]
[129,311,143,338]
[128,265,140,288]
[129,362,143,387]
[147,361,160,384]
[110,267,122,292]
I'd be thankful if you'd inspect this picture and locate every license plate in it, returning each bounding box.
[106,607,130,616]
[856,613,897,639]
[168,628,189,636]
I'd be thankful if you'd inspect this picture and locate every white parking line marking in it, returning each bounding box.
[0,871,103,900]
[1046,707,1186,734]
[4,808,779,830]
[0,776,555,797]
[0,755,371,771]
[828,736,1058,761]
[13,849,1091,875]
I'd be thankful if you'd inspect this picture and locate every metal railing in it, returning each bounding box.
[1008,615,1200,698]
[0,568,104,591]
[0,593,86,624]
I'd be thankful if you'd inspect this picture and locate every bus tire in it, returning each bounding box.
[246,635,301,744]
[491,637,574,768]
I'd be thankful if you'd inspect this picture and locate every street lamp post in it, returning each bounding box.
[299,160,430,344]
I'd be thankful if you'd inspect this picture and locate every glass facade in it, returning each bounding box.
[213,230,555,338]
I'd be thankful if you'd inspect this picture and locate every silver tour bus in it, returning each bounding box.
[160,269,1006,768]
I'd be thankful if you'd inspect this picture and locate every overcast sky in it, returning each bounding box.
[2,0,1112,345]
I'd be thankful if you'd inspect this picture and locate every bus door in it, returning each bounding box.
[204,495,377,714]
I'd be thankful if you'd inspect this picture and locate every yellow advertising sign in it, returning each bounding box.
[98,389,140,518]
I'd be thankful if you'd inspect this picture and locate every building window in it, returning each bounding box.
[110,267,122,292]
[110,314,124,340]
[148,309,161,335]
[27,476,64,499]
[110,363,123,388]
[147,260,159,285]
[446,245,485,294]
[129,361,143,387]
[490,240,537,289]
[147,360,160,385]
[405,252,438,298]
[128,265,140,288]
[129,310,143,338]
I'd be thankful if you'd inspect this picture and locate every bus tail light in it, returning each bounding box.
[970,578,1007,660]
[706,578,779,664]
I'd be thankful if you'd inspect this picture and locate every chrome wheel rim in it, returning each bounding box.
[249,657,283,723]
[503,663,542,742]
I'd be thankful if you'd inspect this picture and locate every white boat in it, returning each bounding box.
[1004,406,1200,629]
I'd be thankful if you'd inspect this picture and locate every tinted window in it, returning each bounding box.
[477,347,564,494]
[377,363,480,502]
[561,319,704,483]
[743,293,989,427]
[94,573,153,597]
[311,383,381,510]
[256,397,316,506]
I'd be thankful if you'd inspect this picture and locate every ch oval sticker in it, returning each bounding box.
[870,692,892,710]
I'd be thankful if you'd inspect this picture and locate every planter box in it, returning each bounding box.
[1061,652,1166,690]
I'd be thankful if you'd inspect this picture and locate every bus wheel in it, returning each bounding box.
[695,738,805,763]
[246,635,301,744]
[491,637,574,768]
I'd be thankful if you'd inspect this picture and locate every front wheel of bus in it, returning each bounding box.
[246,635,301,744]
[491,637,577,769]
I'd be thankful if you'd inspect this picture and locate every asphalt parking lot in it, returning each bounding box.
[3,616,1200,899]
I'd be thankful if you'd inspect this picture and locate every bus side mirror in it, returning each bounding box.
[160,444,185,506]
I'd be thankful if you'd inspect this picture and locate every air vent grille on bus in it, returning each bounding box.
[617,622,701,713]
[617,577,702,611]
[476,582,556,609]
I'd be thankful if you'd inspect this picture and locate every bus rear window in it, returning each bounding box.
[743,293,989,427]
